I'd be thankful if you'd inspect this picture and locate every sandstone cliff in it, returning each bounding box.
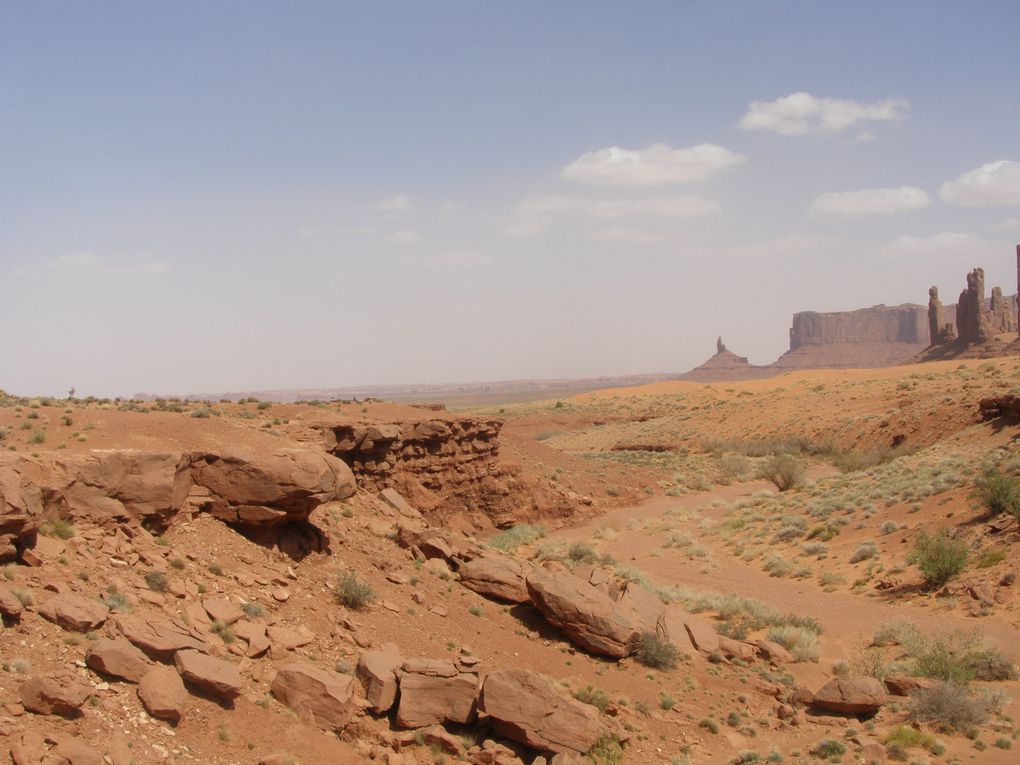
[318,416,528,526]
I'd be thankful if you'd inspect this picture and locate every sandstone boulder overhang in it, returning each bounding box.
[0,447,355,562]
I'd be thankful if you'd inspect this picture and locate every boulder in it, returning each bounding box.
[10,731,103,765]
[356,643,403,713]
[270,660,356,731]
[884,674,936,696]
[174,649,242,701]
[114,613,210,661]
[20,674,92,716]
[479,669,604,754]
[755,640,793,664]
[138,665,188,723]
[615,581,665,632]
[812,677,887,715]
[38,593,109,632]
[718,636,756,662]
[189,448,355,525]
[526,566,641,658]
[396,659,479,728]
[0,584,25,618]
[683,617,720,654]
[458,555,530,603]
[85,637,153,682]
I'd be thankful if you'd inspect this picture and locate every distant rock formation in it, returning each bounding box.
[716,336,726,353]
[787,305,928,350]
[679,347,773,382]
[928,287,956,345]
[956,268,994,344]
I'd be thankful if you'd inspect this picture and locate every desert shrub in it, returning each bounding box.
[882,726,944,755]
[729,752,760,765]
[872,619,921,647]
[144,571,168,592]
[104,586,131,612]
[699,718,719,733]
[488,524,545,552]
[832,444,913,473]
[818,571,845,588]
[910,530,968,588]
[716,454,753,483]
[908,682,995,731]
[965,648,1019,681]
[767,625,820,662]
[568,542,599,564]
[762,554,793,577]
[573,684,610,712]
[39,518,75,540]
[756,454,804,492]
[189,407,214,418]
[975,547,1007,568]
[972,468,1020,519]
[241,601,264,619]
[588,734,624,765]
[849,541,879,563]
[334,571,374,610]
[637,632,680,670]
[802,541,828,557]
[812,739,846,759]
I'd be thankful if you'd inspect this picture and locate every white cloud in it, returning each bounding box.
[589,227,663,244]
[562,143,745,187]
[990,217,1020,232]
[42,252,168,275]
[508,194,718,237]
[870,232,1002,259]
[383,229,419,244]
[739,91,909,136]
[811,186,930,218]
[939,160,1020,206]
[377,194,415,213]
[418,251,494,268]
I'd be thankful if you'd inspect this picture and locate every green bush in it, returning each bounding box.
[334,571,375,610]
[972,468,1020,518]
[588,734,624,765]
[488,524,545,552]
[636,632,680,670]
[909,530,968,588]
[756,454,804,492]
[144,571,168,592]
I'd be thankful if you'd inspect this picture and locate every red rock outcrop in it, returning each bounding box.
[319,416,523,524]
[0,448,355,562]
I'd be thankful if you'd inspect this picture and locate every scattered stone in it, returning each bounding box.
[84,637,153,683]
[356,643,403,713]
[20,674,92,717]
[271,660,355,731]
[38,593,109,632]
[883,674,936,696]
[138,665,188,723]
[396,659,478,728]
[202,595,244,625]
[479,669,604,754]
[174,649,242,701]
[114,613,210,661]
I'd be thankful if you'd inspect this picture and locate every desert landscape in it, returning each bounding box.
[4,277,1020,764]
[6,3,1020,764]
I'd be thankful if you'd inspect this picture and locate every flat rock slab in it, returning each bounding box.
[271,660,355,731]
[39,593,109,632]
[20,675,92,717]
[85,637,153,683]
[175,649,242,701]
[458,556,530,603]
[114,614,209,661]
[138,665,188,723]
[479,669,603,754]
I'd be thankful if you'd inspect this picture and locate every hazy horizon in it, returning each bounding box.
[5,1,1020,398]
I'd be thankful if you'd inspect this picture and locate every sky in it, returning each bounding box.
[3,1,1020,397]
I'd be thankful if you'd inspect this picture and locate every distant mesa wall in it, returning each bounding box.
[788,305,929,349]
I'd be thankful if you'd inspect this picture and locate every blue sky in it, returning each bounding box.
[3,1,1020,396]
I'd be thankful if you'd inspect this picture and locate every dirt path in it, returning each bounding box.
[548,479,1020,662]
